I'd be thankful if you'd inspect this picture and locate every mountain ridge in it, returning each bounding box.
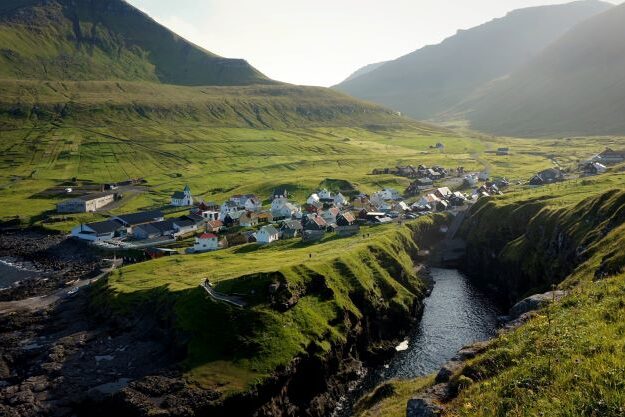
[334,0,613,121]
[454,2,625,136]
[0,0,273,86]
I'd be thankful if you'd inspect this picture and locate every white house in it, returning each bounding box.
[478,171,490,181]
[219,201,243,220]
[171,185,193,207]
[271,197,301,219]
[244,197,262,212]
[417,194,441,208]
[306,193,320,206]
[318,189,332,200]
[333,193,349,207]
[256,225,280,244]
[193,233,219,252]
[197,210,219,222]
[379,188,401,200]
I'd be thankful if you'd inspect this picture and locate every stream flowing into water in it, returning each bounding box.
[337,268,501,416]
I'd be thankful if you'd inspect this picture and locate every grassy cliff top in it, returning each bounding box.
[95,217,444,394]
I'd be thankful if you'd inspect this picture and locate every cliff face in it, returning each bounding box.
[82,217,449,417]
[459,189,625,305]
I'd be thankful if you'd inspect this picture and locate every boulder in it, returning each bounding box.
[406,397,444,417]
[435,360,463,383]
[509,291,566,318]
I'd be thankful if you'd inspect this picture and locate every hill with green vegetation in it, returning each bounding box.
[91,217,445,414]
[353,169,625,417]
[455,3,625,137]
[0,0,270,85]
[334,0,612,121]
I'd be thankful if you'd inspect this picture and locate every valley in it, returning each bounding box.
[2,0,625,416]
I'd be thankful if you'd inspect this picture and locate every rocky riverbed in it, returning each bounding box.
[0,230,100,301]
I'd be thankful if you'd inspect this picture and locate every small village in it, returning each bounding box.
[55,147,625,259]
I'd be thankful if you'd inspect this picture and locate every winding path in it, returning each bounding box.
[200,282,247,308]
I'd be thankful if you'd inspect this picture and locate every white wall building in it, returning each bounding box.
[193,233,219,252]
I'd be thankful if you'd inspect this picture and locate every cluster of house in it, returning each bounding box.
[373,164,450,181]
[70,174,504,253]
[188,187,361,252]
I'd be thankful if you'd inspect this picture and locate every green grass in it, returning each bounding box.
[0,0,269,86]
[353,376,434,417]
[94,217,444,394]
[381,170,625,417]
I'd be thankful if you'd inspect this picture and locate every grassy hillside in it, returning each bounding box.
[334,0,611,120]
[4,96,625,228]
[0,0,270,85]
[94,217,444,395]
[459,3,625,137]
[355,170,625,417]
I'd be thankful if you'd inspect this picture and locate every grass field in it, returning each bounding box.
[2,106,625,229]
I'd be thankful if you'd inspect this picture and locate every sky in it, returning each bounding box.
[127,0,619,87]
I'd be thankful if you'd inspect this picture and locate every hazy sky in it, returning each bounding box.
[128,0,618,87]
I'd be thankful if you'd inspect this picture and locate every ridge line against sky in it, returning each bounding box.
[128,0,619,87]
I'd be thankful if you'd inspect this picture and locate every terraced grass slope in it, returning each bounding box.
[355,170,625,417]
[0,0,270,85]
[94,217,445,400]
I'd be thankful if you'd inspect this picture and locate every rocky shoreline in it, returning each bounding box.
[0,230,100,301]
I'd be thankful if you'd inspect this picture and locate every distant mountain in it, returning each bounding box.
[341,61,388,83]
[456,3,625,137]
[334,0,613,120]
[0,0,271,86]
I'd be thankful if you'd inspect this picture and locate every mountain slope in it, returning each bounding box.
[334,0,612,120]
[341,61,388,83]
[0,0,271,86]
[458,3,625,137]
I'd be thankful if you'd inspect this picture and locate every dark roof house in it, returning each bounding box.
[114,210,164,227]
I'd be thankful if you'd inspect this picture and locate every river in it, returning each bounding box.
[338,268,501,416]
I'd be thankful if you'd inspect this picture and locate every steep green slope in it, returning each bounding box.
[356,171,625,417]
[334,0,611,121]
[0,0,270,85]
[92,217,446,414]
[457,3,625,137]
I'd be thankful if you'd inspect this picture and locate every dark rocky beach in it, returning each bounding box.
[0,230,101,301]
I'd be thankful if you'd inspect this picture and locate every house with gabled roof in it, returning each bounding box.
[192,233,219,253]
[280,220,303,239]
[336,211,356,227]
[206,220,224,233]
[71,220,124,242]
[133,219,176,240]
[113,210,164,233]
[239,211,259,228]
[303,214,327,231]
[256,225,280,244]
